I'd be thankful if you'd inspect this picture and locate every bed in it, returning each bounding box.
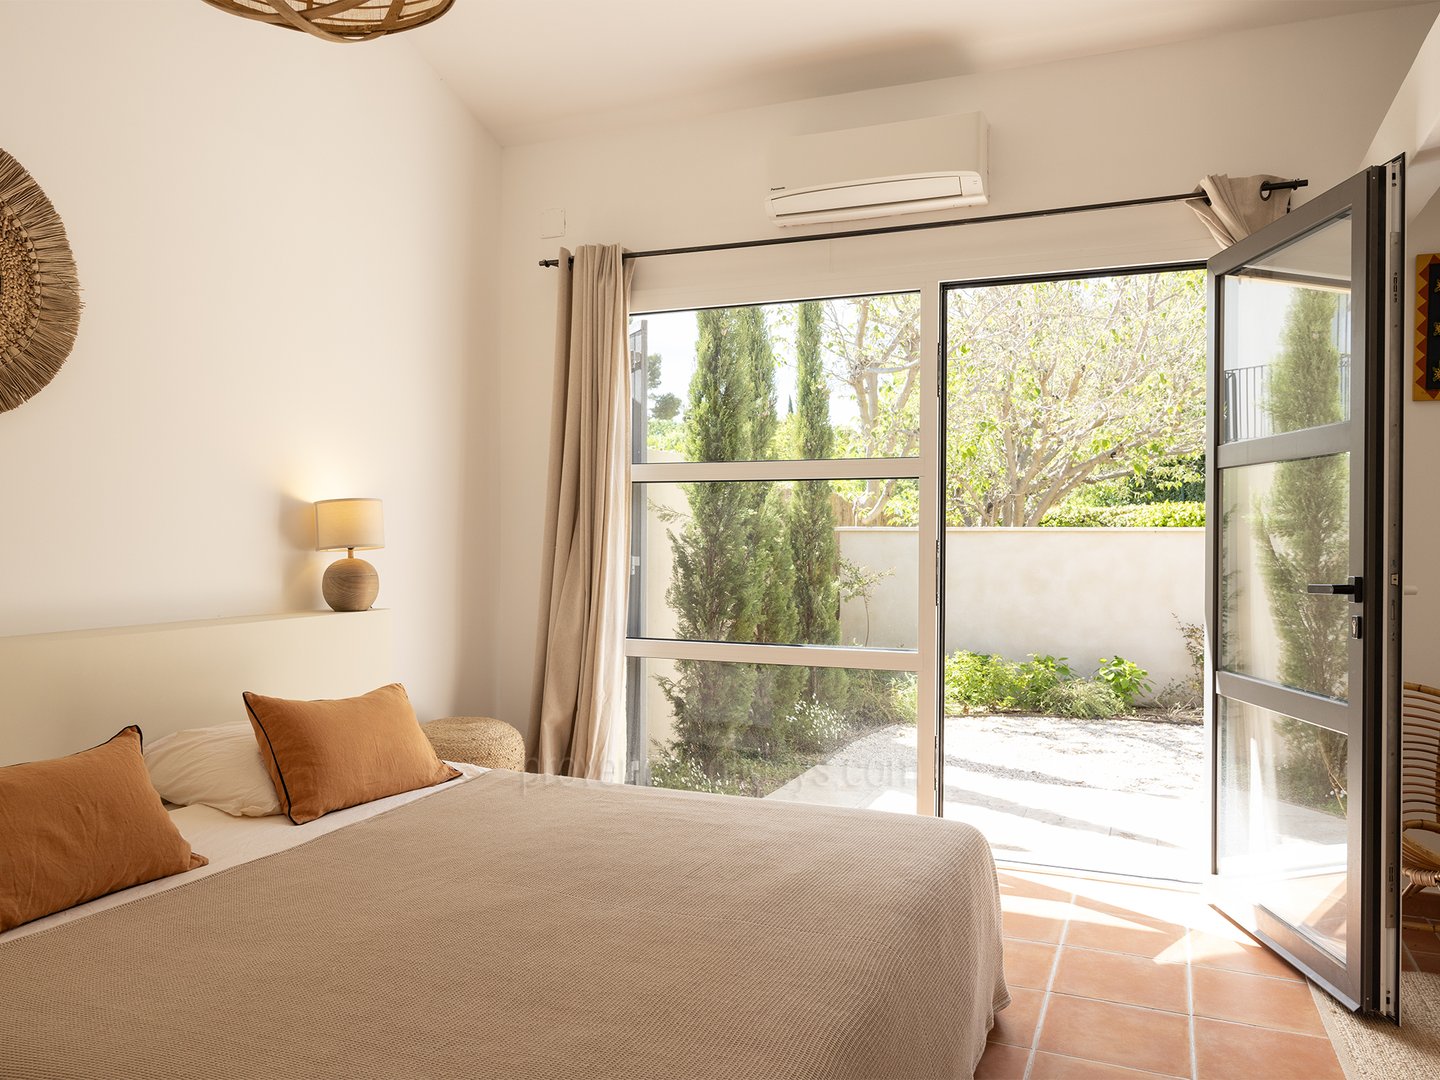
[0,614,1008,1080]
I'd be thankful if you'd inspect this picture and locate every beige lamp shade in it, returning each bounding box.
[315,498,384,552]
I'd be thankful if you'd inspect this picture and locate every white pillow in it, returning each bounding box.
[144,723,282,817]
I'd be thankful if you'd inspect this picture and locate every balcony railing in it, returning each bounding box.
[1222,356,1351,443]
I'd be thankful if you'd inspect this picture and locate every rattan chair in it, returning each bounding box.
[1402,682,1440,903]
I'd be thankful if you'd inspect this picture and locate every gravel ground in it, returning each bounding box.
[830,711,1204,796]
[948,711,1205,796]
[776,710,1208,876]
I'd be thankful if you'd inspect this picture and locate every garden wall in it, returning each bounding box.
[837,527,1205,699]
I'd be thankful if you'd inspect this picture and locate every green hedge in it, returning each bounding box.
[1039,500,1205,528]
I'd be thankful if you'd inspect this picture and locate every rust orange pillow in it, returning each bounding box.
[0,726,207,934]
[243,683,460,825]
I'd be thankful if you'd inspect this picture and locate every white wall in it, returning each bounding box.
[838,528,1205,695]
[490,4,1436,745]
[0,1,502,723]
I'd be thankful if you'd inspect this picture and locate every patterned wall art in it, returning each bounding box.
[1417,253,1440,402]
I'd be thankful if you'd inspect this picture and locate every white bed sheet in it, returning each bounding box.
[1,762,486,945]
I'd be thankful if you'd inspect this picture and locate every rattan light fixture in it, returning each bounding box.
[200,0,454,43]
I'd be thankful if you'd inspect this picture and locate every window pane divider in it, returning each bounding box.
[1215,423,1350,468]
[1215,670,1355,737]
[624,637,920,672]
[632,457,919,484]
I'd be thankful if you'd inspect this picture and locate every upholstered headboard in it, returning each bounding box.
[0,610,393,766]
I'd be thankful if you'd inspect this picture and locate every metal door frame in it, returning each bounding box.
[1204,164,1402,1013]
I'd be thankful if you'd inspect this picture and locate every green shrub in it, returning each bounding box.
[847,670,918,727]
[944,651,1020,712]
[1096,657,1153,707]
[786,698,848,753]
[647,743,745,795]
[1038,679,1126,719]
[1039,501,1205,528]
[1012,653,1074,702]
[944,650,1143,718]
[889,673,918,725]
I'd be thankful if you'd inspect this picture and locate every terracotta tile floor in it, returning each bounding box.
[976,869,1346,1080]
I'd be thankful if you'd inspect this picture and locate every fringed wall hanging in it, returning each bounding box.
[0,149,81,413]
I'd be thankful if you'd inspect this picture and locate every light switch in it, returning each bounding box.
[540,208,566,239]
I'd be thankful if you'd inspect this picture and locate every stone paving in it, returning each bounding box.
[767,712,1209,880]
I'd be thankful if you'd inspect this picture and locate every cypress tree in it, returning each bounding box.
[659,306,802,779]
[746,487,803,750]
[737,306,802,745]
[660,310,757,773]
[788,301,847,707]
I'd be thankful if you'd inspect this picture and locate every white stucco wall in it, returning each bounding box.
[839,527,1206,696]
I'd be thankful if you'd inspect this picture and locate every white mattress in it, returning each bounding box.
[0,762,485,945]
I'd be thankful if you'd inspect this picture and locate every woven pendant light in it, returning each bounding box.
[200,0,454,43]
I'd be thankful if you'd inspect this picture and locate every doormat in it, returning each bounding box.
[1312,973,1440,1078]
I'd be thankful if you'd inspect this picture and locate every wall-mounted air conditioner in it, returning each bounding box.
[765,112,989,227]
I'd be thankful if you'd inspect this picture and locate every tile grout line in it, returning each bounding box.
[1025,1049,1192,1080]
[1020,887,1074,1080]
[1003,877,1331,1074]
[1041,937,1302,982]
[1184,918,1198,1080]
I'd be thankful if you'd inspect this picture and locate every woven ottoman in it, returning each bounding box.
[422,716,525,771]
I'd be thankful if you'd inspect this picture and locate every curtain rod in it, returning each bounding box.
[536,179,1307,268]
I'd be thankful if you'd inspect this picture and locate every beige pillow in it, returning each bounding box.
[0,727,207,934]
[144,723,283,817]
[243,683,460,825]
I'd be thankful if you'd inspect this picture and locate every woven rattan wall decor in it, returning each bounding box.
[0,149,81,414]
[200,0,454,43]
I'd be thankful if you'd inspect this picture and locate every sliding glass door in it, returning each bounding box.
[623,291,939,812]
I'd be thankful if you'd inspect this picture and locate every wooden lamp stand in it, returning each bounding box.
[322,548,379,612]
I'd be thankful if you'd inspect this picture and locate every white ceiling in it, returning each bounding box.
[410,0,1434,145]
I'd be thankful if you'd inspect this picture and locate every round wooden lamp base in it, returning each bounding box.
[322,556,379,612]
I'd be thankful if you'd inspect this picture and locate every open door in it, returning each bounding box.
[1205,163,1403,1013]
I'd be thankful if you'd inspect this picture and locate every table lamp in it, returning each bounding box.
[315,498,384,612]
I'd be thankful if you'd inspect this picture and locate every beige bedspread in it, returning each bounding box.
[0,771,1008,1080]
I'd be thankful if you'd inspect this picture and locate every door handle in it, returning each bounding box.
[1306,576,1363,601]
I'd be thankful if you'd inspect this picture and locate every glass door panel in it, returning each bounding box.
[1217,696,1350,964]
[624,289,937,813]
[634,479,920,649]
[1221,214,1353,440]
[1219,455,1351,700]
[1206,165,1400,1013]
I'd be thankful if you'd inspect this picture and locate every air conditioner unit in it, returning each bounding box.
[765,112,989,227]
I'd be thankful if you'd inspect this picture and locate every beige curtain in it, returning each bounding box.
[531,245,635,780]
[1189,174,1294,247]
